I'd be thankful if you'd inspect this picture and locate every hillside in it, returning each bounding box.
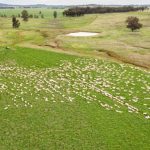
[0,7,150,150]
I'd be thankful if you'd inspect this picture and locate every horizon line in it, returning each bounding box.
[1,3,150,6]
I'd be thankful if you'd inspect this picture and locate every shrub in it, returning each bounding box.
[12,16,20,28]
[41,14,44,18]
[53,11,57,19]
[21,10,29,21]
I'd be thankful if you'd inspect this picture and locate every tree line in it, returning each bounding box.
[63,6,147,17]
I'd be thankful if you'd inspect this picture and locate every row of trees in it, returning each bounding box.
[17,10,57,20]
[20,10,57,20]
[0,12,45,19]
[18,13,44,19]
[63,6,147,17]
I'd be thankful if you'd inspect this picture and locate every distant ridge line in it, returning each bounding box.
[0,3,150,8]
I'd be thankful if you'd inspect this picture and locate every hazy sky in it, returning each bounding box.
[1,0,150,5]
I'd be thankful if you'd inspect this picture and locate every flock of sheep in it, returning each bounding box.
[0,58,150,119]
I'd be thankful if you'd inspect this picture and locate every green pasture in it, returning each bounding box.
[0,47,150,149]
[0,8,150,149]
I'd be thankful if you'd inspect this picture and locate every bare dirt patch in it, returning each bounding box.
[66,32,99,37]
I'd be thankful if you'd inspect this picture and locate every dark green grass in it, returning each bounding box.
[0,47,77,68]
[1,100,150,150]
[0,47,150,150]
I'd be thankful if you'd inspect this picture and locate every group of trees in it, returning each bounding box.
[63,6,147,17]
[12,10,28,28]
[11,10,57,29]
[20,10,45,20]
[11,8,143,31]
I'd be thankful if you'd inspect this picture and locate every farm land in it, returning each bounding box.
[0,7,150,150]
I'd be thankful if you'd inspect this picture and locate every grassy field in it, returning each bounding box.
[0,8,150,68]
[0,8,150,149]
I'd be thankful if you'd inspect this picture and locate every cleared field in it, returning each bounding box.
[0,8,150,149]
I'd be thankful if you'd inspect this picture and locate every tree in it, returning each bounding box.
[53,11,57,19]
[34,15,39,18]
[12,16,20,28]
[29,14,33,18]
[21,10,29,21]
[41,14,44,18]
[126,16,143,32]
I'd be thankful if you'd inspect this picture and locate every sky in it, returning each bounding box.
[1,0,150,5]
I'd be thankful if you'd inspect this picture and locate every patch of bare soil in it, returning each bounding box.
[98,49,150,69]
[66,32,99,37]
